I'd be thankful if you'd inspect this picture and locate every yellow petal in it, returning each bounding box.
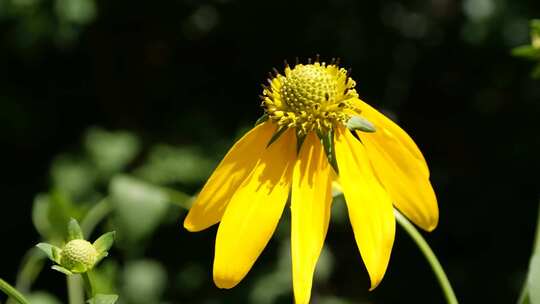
[354,98,429,177]
[213,128,296,289]
[184,122,276,232]
[334,125,395,290]
[361,131,439,231]
[291,133,333,304]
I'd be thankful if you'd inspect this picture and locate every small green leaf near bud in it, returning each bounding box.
[36,243,57,262]
[68,218,84,241]
[347,115,376,133]
[93,231,116,255]
[51,265,73,275]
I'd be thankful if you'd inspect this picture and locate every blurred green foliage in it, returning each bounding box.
[512,19,540,78]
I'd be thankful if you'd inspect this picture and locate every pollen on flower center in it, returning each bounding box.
[261,59,360,135]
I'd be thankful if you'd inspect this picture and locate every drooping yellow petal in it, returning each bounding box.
[291,133,333,304]
[353,98,429,177]
[184,122,276,232]
[213,128,296,289]
[334,125,395,290]
[361,131,439,231]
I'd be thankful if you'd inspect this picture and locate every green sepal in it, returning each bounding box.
[317,129,339,174]
[70,261,89,273]
[68,218,84,241]
[296,131,306,154]
[51,265,73,276]
[52,246,62,264]
[36,243,62,263]
[266,127,287,148]
[93,231,116,255]
[255,114,269,126]
[94,252,109,266]
[87,294,119,304]
[347,116,376,133]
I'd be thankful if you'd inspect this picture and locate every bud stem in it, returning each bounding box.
[67,275,84,304]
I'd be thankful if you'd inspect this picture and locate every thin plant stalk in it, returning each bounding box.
[517,202,540,304]
[67,275,84,304]
[394,208,459,304]
[0,278,30,304]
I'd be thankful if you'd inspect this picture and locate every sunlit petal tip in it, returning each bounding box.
[423,212,439,232]
[182,218,201,232]
[368,278,382,291]
[213,271,242,289]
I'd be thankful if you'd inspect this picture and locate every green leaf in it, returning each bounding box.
[93,232,115,254]
[528,254,540,304]
[346,115,376,133]
[85,128,140,177]
[51,265,73,276]
[134,145,214,185]
[110,175,169,243]
[36,243,59,262]
[87,294,118,304]
[68,218,84,240]
[122,260,166,304]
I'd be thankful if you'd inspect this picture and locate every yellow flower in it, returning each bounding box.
[183,58,439,303]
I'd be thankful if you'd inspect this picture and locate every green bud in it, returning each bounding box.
[347,115,376,133]
[36,219,115,275]
[60,239,98,273]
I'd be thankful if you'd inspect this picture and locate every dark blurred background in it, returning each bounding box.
[1,0,540,303]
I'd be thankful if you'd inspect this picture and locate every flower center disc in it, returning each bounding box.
[262,61,359,135]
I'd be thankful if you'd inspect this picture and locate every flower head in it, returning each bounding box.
[263,60,359,136]
[37,218,115,275]
[184,57,438,304]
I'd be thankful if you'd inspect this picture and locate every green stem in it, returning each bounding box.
[81,272,94,298]
[81,198,112,238]
[517,202,540,304]
[0,278,30,304]
[67,275,84,304]
[394,209,459,304]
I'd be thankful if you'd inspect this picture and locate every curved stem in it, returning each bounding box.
[0,278,30,304]
[394,209,459,304]
[81,198,112,238]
